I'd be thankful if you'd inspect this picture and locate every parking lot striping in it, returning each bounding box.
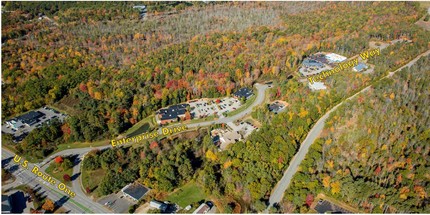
[189,98,242,119]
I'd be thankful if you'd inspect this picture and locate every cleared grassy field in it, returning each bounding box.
[45,162,73,186]
[56,139,110,151]
[166,181,208,208]
[81,168,106,196]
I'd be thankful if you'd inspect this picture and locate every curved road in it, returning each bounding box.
[39,83,269,165]
[2,148,111,213]
[20,83,269,213]
[266,49,430,212]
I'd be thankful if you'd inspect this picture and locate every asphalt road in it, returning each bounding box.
[3,149,91,213]
[265,49,430,212]
[17,83,270,213]
[2,149,112,214]
[39,83,269,165]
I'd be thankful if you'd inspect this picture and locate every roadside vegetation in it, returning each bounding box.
[81,130,210,197]
[81,168,106,197]
[45,156,74,186]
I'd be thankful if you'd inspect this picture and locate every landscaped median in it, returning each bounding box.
[44,156,74,187]
[224,93,256,117]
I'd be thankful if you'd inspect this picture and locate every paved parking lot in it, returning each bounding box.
[2,107,67,142]
[314,199,351,214]
[189,98,241,119]
[300,64,332,77]
[227,121,258,138]
[98,193,133,213]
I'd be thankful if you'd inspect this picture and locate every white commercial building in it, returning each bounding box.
[325,53,347,63]
[308,81,327,91]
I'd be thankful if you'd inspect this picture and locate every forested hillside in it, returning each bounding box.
[2,1,430,212]
[282,56,430,213]
[1,1,325,142]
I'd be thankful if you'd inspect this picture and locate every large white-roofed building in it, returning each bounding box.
[325,53,347,63]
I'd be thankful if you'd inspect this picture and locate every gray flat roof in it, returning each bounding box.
[122,183,149,201]
[1,195,11,212]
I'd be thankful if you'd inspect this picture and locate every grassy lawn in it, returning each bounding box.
[225,94,257,117]
[81,168,106,196]
[45,162,73,186]
[125,115,155,136]
[161,115,216,128]
[56,139,110,152]
[166,181,208,208]
[187,115,216,124]
[127,122,151,137]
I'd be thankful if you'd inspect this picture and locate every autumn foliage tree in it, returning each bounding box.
[305,194,314,207]
[63,174,71,182]
[42,199,55,212]
[54,156,63,164]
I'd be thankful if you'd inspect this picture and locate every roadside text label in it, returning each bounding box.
[111,125,188,147]
[13,155,76,198]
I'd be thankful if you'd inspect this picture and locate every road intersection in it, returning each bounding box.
[3,47,429,213]
[2,83,269,213]
[2,149,111,213]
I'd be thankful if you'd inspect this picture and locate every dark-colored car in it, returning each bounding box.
[206,201,214,208]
